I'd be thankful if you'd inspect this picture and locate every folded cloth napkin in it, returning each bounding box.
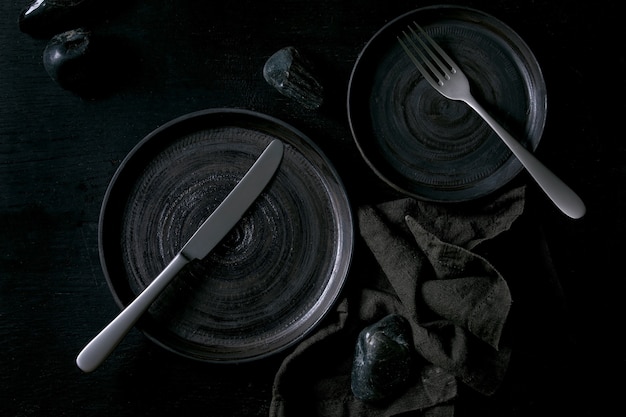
[270,186,526,417]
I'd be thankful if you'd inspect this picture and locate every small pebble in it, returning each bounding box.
[351,314,416,402]
[19,0,91,38]
[263,46,324,110]
[43,28,137,97]
[43,28,94,91]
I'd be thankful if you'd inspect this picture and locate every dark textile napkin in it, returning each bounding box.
[270,186,526,417]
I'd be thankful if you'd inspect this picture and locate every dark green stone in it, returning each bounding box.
[351,314,415,402]
[263,46,324,110]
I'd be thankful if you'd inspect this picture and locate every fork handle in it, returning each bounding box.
[465,98,586,219]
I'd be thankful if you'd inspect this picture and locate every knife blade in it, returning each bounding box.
[76,139,284,372]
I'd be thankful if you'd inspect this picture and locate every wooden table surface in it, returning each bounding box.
[2,0,623,415]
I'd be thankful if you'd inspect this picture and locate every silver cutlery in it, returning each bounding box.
[76,139,284,372]
[398,22,586,219]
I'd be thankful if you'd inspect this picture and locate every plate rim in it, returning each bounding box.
[347,5,548,202]
[97,107,354,363]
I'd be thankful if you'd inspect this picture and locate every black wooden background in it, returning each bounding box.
[1,0,623,416]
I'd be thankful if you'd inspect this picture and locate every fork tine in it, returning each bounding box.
[410,22,457,75]
[397,32,440,87]
[404,25,450,83]
[399,28,446,86]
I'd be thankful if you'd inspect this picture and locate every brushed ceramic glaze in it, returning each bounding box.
[98,109,353,362]
[348,6,547,202]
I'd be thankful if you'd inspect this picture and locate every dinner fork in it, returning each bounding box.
[398,22,586,219]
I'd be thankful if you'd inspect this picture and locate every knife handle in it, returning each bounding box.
[76,253,189,372]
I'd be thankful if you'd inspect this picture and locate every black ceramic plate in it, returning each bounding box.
[99,109,353,362]
[348,6,547,202]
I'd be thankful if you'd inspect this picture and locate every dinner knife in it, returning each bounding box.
[76,139,284,372]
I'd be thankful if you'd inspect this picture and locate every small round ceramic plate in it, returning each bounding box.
[348,5,547,202]
[99,109,353,362]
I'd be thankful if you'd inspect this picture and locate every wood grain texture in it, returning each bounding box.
[2,0,624,416]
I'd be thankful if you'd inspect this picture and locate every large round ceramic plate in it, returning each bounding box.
[99,109,353,362]
[348,5,547,202]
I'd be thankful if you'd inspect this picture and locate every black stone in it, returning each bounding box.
[19,0,89,38]
[43,28,94,90]
[351,314,416,402]
[18,0,126,39]
[42,28,138,98]
[263,46,324,110]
